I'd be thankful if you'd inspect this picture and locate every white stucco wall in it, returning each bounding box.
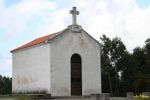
[50,28,101,96]
[12,43,50,94]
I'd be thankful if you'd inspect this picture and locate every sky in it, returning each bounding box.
[0,0,150,77]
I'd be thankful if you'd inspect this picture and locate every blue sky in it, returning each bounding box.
[0,0,150,77]
[137,0,150,8]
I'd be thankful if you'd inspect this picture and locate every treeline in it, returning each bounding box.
[0,75,12,94]
[101,35,150,97]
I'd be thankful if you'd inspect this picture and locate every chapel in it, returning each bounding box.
[11,7,101,96]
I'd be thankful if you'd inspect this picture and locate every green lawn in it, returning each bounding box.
[111,97,149,100]
[134,98,150,100]
[0,95,33,100]
[14,96,33,100]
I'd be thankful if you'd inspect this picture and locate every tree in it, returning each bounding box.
[101,35,150,96]
[0,75,12,94]
[100,34,127,96]
[122,46,148,94]
[144,38,150,92]
[100,35,113,95]
[131,47,145,94]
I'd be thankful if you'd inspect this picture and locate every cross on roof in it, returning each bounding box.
[70,7,79,25]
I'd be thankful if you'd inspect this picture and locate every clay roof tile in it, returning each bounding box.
[11,32,60,52]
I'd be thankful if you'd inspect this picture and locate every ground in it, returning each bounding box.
[0,95,32,100]
[0,96,149,100]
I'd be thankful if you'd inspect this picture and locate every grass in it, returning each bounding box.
[14,96,33,100]
[0,95,33,100]
[133,94,150,100]
[0,96,149,100]
[134,98,149,100]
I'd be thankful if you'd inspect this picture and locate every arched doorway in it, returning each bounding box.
[71,53,82,96]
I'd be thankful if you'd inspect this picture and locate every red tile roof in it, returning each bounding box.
[11,32,60,52]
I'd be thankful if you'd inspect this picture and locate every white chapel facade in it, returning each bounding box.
[11,7,101,96]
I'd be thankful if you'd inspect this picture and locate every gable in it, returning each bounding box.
[48,26,100,48]
[48,26,100,53]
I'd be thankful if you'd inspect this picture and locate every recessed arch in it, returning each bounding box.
[71,53,82,96]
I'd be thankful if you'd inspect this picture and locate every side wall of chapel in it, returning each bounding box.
[12,43,51,94]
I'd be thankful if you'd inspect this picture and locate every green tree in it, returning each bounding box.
[101,35,150,96]
[100,34,127,96]
[122,46,147,94]
[0,75,12,94]
[100,35,113,95]
[131,47,145,94]
[144,38,150,92]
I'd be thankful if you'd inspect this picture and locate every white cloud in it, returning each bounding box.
[0,54,12,77]
[15,0,56,14]
[0,0,56,36]
[0,0,5,11]
[35,9,70,36]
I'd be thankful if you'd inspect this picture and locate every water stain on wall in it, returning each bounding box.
[17,76,33,85]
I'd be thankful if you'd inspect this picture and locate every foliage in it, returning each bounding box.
[0,75,12,95]
[100,34,127,96]
[100,34,150,96]
[124,40,150,94]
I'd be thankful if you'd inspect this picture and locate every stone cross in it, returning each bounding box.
[70,7,79,25]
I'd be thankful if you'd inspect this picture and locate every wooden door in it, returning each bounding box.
[71,54,82,96]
